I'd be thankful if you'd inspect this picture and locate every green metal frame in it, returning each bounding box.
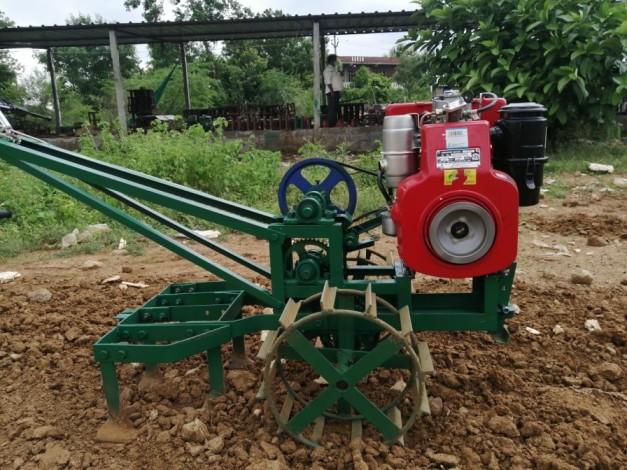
[0,128,517,442]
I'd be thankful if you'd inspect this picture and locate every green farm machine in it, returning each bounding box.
[0,90,547,446]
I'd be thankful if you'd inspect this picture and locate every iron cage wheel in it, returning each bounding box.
[262,303,424,447]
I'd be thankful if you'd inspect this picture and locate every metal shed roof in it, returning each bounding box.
[0,11,423,49]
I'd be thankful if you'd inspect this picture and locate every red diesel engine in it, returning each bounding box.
[380,90,547,278]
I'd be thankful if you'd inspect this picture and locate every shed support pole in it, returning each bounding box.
[312,21,321,130]
[108,29,127,135]
[180,42,191,111]
[46,48,62,134]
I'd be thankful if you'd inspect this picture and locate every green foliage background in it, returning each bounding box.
[0,126,388,259]
[2,0,626,141]
[80,121,284,210]
[406,0,627,136]
[0,12,23,103]
[0,0,435,131]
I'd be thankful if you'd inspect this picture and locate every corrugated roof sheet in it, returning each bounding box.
[0,11,426,49]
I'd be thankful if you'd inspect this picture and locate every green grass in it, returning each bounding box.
[542,180,571,199]
[0,123,281,259]
[546,140,626,174]
[538,140,626,200]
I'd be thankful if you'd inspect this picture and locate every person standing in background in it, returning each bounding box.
[323,54,343,127]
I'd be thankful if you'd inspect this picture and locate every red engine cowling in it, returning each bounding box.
[391,119,519,278]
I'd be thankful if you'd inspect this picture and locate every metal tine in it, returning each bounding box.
[278,395,294,433]
[256,330,278,359]
[255,380,266,399]
[320,281,337,311]
[399,306,413,338]
[364,284,377,317]
[417,341,434,375]
[386,406,404,446]
[311,416,325,443]
[351,420,363,442]
[279,298,301,328]
[256,359,277,399]
[418,380,431,415]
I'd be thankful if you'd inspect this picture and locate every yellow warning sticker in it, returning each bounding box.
[444,169,458,185]
[463,169,477,185]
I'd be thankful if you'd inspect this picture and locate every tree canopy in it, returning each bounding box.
[0,11,23,101]
[342,66,405,105]
[37,13,139,112]
[124,0,253,67]
[405,0,627,134]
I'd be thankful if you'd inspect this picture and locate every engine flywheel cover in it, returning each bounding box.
[428,201,496,264]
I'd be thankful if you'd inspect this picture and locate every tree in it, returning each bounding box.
[38,13,139,111]
[219,9,314,103]
[7,65,90,127]
[342,67,405,105]
[405,0,627,134]
[123,0,179,67]
[393,51,433,102]
[221,42,268,103]
[257,69,308,110]
[172,0,251,21]
[0,11,24,102]
[20,69,53,116]
[252,10,314,83]
[120,1,319,112]
[122,62,228,113]
[255,36,313,84]
[124,0,252,66]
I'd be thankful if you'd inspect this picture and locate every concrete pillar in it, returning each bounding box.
[108,29,127,134]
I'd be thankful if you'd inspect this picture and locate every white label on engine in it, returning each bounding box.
[436,148,481,169]
[445,127,469,148]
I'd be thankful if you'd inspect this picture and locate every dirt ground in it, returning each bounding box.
[0,173,625,469]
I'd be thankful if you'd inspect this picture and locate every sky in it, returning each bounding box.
[2,0,418,80]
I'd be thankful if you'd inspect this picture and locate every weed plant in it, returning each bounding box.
[0,162,111,258]
[80,119,284,212]
[1,121,283,259]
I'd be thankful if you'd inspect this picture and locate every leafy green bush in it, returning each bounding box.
[342,67,406,106]
[406,0,626,135]
[81,120,283,211]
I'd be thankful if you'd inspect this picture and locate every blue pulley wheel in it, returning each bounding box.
[278,158,358,215]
